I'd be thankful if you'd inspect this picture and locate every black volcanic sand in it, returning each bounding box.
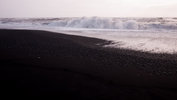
[0,29,177,99]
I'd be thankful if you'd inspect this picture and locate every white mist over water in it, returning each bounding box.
[0,17,177,54]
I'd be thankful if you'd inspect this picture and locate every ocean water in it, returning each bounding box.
[0,17,177,53]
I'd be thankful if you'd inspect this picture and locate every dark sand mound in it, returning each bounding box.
[0,29,177,99]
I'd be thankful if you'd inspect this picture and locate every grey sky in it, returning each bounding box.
[0,0,177,18]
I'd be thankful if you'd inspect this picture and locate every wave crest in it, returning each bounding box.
[47,17,177,30]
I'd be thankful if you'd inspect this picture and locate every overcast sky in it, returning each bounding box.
[0,0,177,18]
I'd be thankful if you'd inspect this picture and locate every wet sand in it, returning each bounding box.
[0,29,177,99]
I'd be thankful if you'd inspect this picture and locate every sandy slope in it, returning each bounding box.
[0,29,177,99]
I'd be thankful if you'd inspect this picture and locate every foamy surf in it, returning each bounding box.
[0,17,177,54]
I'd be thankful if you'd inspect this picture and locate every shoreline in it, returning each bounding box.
[0,29,177,99]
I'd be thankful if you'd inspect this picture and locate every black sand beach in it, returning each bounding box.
[0,29,177,99]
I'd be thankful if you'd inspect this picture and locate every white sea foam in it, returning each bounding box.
[0,17,177,53]
[45,17,177,30]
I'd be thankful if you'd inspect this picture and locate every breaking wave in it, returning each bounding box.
[1,17,177,31]
[47,17,177,30]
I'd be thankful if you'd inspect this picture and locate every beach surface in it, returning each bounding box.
[0,29,177,99]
